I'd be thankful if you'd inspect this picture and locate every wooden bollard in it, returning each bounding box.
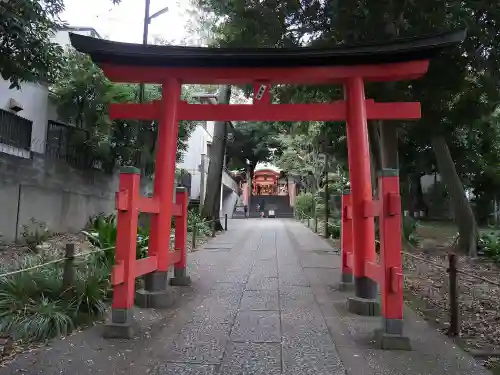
[62,243,75,298]
[191,222,197,250]
[447,253,459,336]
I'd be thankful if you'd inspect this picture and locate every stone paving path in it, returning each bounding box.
[0,219,492,374]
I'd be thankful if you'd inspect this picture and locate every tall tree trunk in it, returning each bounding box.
[379,122,398,169]
[201,85,231,229]
[368,121,383,194]
[431,135,478,256]
[409,172,427,217]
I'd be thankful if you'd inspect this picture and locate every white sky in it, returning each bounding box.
[60,0,191,44]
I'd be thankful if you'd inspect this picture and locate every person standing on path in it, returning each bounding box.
[259,198,266,218]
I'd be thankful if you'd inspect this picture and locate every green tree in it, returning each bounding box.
[0,0,65,88]
[226,121,281,173]
[194,0,500,256]
[52,49,196,173]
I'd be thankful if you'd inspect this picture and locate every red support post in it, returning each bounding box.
[378,169,405,335]
[139,78,180,307]
[345,77,379,315]
[170,187,192,286]
[105,166,141,338]
[340,191,354,289]
[149,78,180,270]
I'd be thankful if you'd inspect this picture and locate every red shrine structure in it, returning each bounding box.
[70,30,466,346]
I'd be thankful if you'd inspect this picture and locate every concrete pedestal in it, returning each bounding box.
[169,268,192,286]
[135,271,177,309]
[102,309,136,339]
[347,296,379,316]
[374,327,411,350]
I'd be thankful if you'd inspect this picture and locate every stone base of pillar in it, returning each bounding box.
[337,282,355,292]
[347,296,380,316]
[135,271,177,309]
[102,308,136,339]
[135,288,177,309]
[337,272,354,291]
[169,268,192,286]
[374,325,411,350]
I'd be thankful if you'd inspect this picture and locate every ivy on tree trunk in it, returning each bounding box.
[431,135,478,256]
[201,85,232,229]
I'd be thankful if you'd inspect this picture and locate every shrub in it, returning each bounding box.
[0,253,111,343]
[187,210,211,236]
[82,213,149,264]
[21,218,51,252]
[295,193,314,217]
[478,232,500,262]
[402,216,419,246]
[327,219,341,239]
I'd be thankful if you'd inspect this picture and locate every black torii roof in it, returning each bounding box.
[70,30,466,69]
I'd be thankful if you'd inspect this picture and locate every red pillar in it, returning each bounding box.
[147,78,181,289]
[344,77,377,300]
[340,191,353,285]
[170,186,192,286]
[379,169,404,334]
[111,167,140,323]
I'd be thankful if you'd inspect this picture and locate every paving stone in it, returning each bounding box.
[219,342,282,375]
[281,310,328,335]
[298,253,341,269]
[216,271,250,283]
[304,267,342,286]
[280,285,317,311]
[188,303,238,324]
[245,277,278,291]
[163,322,230,364]
[209,282,246,297]
[282,333,346,375]
[336,347,376,375]
[153,363,216,375]
[240,290,279,310]
[231,310,281,343]
[278,266,310,286]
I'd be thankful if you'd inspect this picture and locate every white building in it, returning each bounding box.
[0,27,100,157]
[1,26,239,216]
[175,93,239,215]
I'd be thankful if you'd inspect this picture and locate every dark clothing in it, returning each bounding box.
[259,200,266,212]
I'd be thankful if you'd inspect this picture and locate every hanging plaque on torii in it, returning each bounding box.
[71,29,466,344]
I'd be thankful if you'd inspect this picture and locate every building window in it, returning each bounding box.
[206,142,212,159]
[0,109,32,151]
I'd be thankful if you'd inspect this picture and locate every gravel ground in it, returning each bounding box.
[403,246,500,370]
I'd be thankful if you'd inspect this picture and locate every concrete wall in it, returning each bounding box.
[0,152,118,242]
[221,187,239,219]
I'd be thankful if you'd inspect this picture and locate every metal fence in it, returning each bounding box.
[0,109,32,151]
[45,120,91,169]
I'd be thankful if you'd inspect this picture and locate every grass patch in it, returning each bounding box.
[0,253,110,343]
[0,210,214,345]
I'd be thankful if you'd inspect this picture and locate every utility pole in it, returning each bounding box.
[323,125,330,238]
[138,0,151,105]
[137,1,169,170]
[247,161,252,214]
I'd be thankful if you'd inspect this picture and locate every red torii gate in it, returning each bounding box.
[70,30,465,346]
